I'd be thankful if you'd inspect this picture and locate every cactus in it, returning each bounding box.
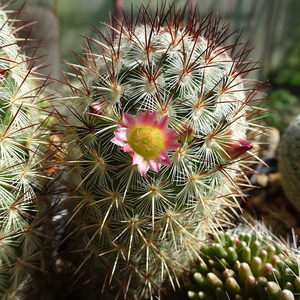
[59,4,263,299]
[0,6,53,299]
[187,222,299,300]
[278,114,300,212]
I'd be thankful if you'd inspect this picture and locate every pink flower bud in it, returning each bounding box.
[223,131,253,160]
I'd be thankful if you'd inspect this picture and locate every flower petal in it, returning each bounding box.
[158,115,168,129]
[110,137,126,147]
[123,113,136,127]
[165,128,179,140]
[123,143,133,152]
[166,140,181,150]
[89,101,102,114]
[159,150,171,166]
[132,152,144,165]
[114,128,128,141]
[138,110,157,126]
[148,159,161,172]
[138,160,150,176]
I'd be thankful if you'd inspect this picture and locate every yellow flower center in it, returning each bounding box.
[128,126,164,159]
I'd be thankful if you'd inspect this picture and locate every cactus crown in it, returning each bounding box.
[60,3,263,299]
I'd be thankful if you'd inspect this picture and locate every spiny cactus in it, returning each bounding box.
[187,223,299,300]
[278,114,300,212]
[59,4,264,299]
[0,6,53,299]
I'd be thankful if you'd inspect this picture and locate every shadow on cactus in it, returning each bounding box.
[187,222,300,300]
[57,3,266,299]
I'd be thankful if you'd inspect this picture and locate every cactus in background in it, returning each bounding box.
[278,114,300,212]
[187,223,299,300]
[59,4,263,299]
[0,6,53,299]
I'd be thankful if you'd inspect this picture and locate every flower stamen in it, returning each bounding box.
[129,126,164,159]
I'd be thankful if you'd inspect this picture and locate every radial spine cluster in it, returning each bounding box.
[60,4,262,299]
[0,7,51,299]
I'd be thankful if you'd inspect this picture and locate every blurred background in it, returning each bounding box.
[6,0,300,132]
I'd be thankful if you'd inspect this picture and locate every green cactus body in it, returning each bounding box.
[187,223,299,300]
[0,8,52,299]
[60,5,262,299]
[278,114,300,212]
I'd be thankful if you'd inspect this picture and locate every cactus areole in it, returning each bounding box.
[62,4,262,299]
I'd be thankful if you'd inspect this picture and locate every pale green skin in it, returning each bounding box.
[188,224,299,300]
[279,114,300,212]
[61,9,258,299]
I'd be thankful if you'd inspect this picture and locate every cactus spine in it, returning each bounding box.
[187,223,299,300]
[60,5,262,299]
[0,6,52,299]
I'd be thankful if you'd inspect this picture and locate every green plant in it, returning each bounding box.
[58,4,264,299]
[187,222,299,300]
[278,114,300,212]
[0,6,53,299]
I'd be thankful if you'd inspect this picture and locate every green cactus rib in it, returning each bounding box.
[59,4,264,299]
[187,224,299,300]
[0,7,53,299]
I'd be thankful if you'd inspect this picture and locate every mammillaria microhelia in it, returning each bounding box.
[0,6,52,299]
[59,4,262,299]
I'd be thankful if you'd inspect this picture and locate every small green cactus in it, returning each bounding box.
[59,4,263,299]
[278,114,300,212]
[0,7,53,299]
[187,223,299,300]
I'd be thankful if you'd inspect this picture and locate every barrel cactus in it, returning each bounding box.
[59,4,263,299]
[187,223,299,300]
[278,114,300,212]
[0,7,53,299]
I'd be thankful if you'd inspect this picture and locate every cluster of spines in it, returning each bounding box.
[57,3,265,299]
[187,225,299,300]
[0,5,53,299]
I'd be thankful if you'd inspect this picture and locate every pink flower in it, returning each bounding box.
[111,110,180,176]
